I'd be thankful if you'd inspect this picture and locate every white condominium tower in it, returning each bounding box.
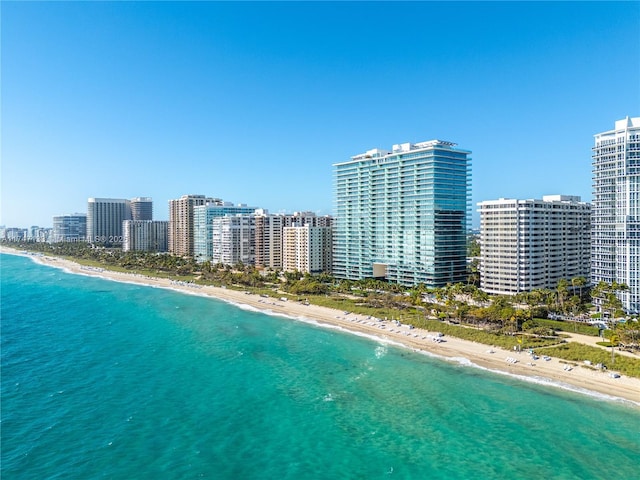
[478,196,591,295]
[193,202,259,262]
[333,140,471,287]
[123,220,169,252]
[87,198,131,245]
[592,117,640,313]
[211,215,255,266]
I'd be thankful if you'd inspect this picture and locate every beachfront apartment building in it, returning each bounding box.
[123,220,168,252]
[333,140,471,287]
[478,195,591,295]
[1,227,28,241]
[592,116,640,313]
[29,226,52,243]
[254,211,287,269]
[130,197,153,221]
[211,215,255,266]
[289,211,333,228]
[282,224,333,274]
[254,210,334,270]
[169,194,220,256]
[52,213,87,242]
[87,198,131,245]
[193,202,259,262]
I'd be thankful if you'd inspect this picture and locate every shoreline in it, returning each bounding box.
[3,247,639,406]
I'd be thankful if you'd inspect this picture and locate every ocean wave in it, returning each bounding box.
[16,251,639,408]
[409,348,640,407]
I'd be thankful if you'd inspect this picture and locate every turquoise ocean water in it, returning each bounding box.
[1,253,639,479]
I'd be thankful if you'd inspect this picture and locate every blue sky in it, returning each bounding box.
[2,1,638,228]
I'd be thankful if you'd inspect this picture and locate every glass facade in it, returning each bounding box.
[333,140,471,287]
[52,214,87,242]
[130,197,153,221]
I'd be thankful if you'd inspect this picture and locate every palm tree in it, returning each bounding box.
[454,303,470,324]
[617,321,637,349]
[537,289,556,313]
[556,279,569,314]
[471,288,489,306]
[592,281,628,320]
[450,282,466,298]
[408,289,423,306]
[609,332,619,364]
[571,276,587,300]
[467,258,480,286]
[434,287,447,303]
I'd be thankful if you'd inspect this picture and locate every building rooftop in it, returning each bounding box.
[343,139,467,163]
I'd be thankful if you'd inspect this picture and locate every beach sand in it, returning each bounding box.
[4,247,639,406]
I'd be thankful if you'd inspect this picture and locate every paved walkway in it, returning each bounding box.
[562,331,639,359]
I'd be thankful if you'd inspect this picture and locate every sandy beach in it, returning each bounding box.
[3,247,639,406]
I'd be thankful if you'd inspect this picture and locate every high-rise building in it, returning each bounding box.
[290,211,333,228]
[211,215,255,266]
[168,195,219,256]
[28,227,51,243]
[254,210,334,270]
[87,198,131,245]
[123,220,168,252]
[2,228,28,242]
[52,214,87,242]
[193,202,258,262]
[333,140,471,287]
[130,197,153,221]
[592,117,640,313]
[478,195,591,295]
[282,224,333,274]
[254,210,286,270]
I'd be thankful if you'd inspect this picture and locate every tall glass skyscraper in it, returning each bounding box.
[333,140,471,287]
[130,197,153,221]
[592,117,640,313]
[52,213,87,243]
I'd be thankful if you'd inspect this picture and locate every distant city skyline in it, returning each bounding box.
[2,2,639,228]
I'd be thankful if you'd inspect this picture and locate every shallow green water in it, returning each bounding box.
[2,253,638,479]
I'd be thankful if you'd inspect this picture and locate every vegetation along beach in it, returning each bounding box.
[4,244,639,405]
[3,246,640,478]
